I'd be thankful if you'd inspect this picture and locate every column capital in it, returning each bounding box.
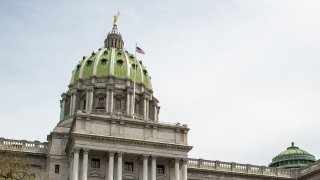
[143,93,149,99]
[117,151,124,157]
[182,158,188,164]
[70,89,78,95]
[151,155,158,159]
[86,86,94,92]
[61,93,67,100]
[106,86,114,90]
[83,148,90,153]
[142,154,150,159]
[73,147,81,153]
[175,158,181,163]
[109,151,115,156]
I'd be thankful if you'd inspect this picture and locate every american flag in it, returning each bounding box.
[136,46,145,54]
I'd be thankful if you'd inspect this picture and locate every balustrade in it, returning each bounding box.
[187,158,295,178]
[0,138,48,154]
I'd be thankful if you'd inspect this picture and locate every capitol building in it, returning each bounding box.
[0,17,319,180]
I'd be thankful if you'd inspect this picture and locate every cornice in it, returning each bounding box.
[70,132,193,152]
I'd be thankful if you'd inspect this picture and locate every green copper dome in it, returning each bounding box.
[269,142,316,169]
[70,26,152,90]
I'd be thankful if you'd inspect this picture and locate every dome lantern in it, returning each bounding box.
[104,12,124,49]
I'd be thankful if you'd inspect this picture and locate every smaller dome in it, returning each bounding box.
[269,142,316,169]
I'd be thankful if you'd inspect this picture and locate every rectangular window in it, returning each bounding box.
[115,99,121,109]
[156,165,165,175]
[98,98,105,108]
[124,162,134,172]
[91,158,100,168]
[55,165,60,174]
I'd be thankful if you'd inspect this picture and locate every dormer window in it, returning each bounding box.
[76,64,81,71]
[132,64,138,70]
[117,59,124,66]
[86,60,93,66]
[101,58,108,65]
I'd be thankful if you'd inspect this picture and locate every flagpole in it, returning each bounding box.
[133,43,137,119]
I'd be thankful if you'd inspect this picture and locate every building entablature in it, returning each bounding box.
[74,111,189,131]
[66,132,192,157]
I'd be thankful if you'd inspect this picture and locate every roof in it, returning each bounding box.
[269,142,316,169]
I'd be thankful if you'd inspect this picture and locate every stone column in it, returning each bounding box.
[82,149,89,180]
[182,159,188,180]
[143,98,147,119]
[89,88,94,113]
[85,87,94,113]
[174,158,180,180]
[69,157,73,180]
[117,152,123,180]
[146,100,149,119]
[108,152,115,180]
[126,92,130,115]
[151,155,157,180]
[69,95,74,116]
[73,94,77,114]
[110,90,114,114]
[143,155,149,180]
[106,89,109,113]
[153,105,157,122]
[60,94,66,121]
[72,148,80,180]
[131,92,135,115]
[85,91,90,113]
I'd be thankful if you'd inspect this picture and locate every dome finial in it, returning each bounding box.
[291,142,294,147]
[113,11,120,31]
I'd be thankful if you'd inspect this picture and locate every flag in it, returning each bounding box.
[136,46,145,54]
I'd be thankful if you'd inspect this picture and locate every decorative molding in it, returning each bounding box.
[71,132,192,151]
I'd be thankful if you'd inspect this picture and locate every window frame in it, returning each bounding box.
[124,162,134,172]
[91,158,101,169]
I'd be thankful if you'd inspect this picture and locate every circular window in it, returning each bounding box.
[129,55,134,59]
[104,50,108,55]
[143,69,148,75]
[117,52,122,56]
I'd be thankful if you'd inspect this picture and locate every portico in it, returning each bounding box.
[69,148,188,180]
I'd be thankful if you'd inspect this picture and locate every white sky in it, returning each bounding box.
[0,0,320,166]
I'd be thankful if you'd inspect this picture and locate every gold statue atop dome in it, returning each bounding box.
[113,11,120,27]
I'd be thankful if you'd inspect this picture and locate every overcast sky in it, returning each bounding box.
[1,0,320,166]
